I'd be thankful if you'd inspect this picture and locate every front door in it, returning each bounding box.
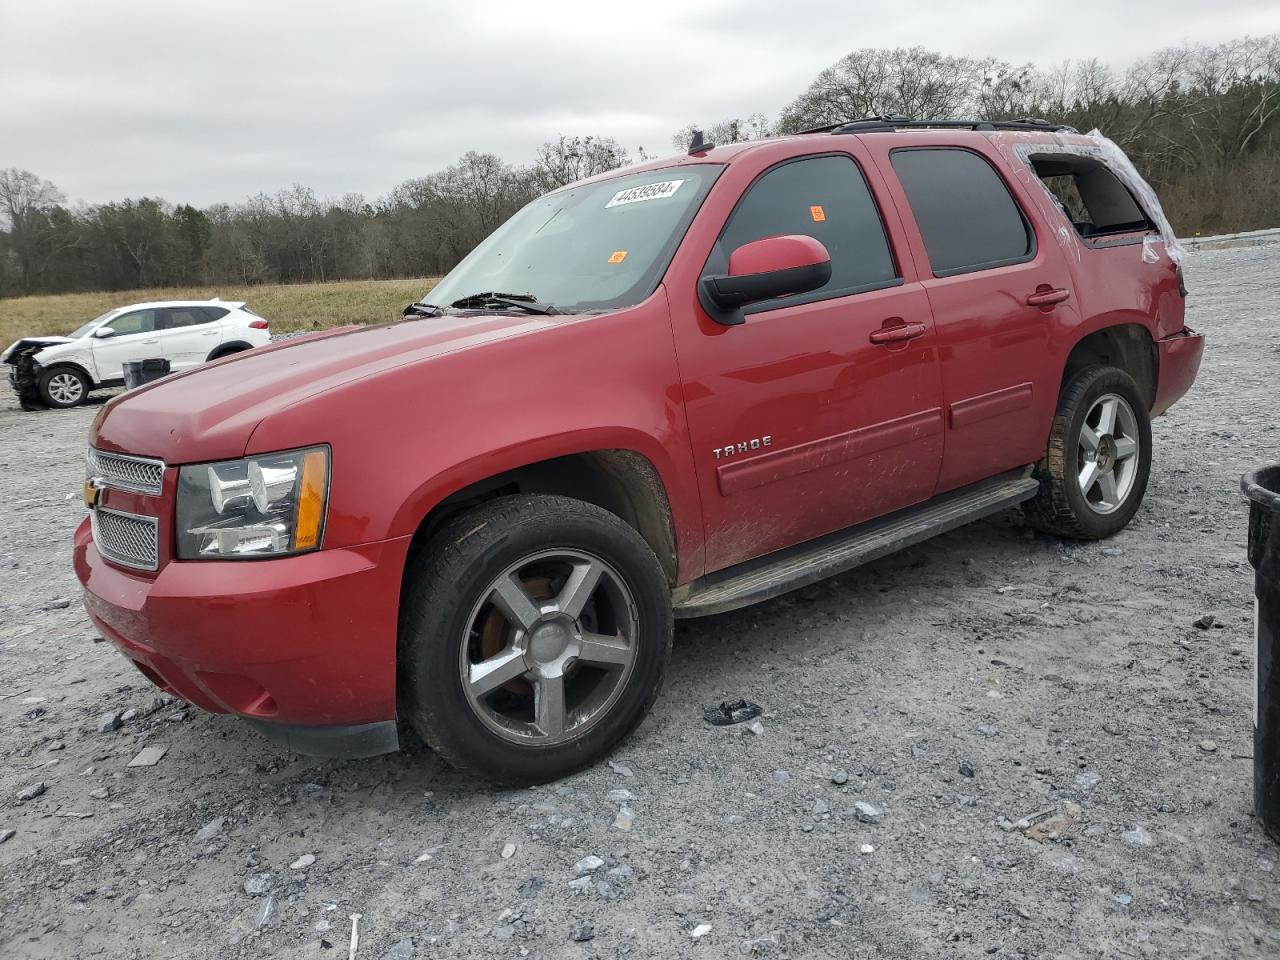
[670,149,946,573]
[90,308,161,382]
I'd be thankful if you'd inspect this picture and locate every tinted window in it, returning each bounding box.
[201,306,230,321]
[160,307,211,329]
[717,155,897,307]
[891,149,1032,276]
[105,310,156,336]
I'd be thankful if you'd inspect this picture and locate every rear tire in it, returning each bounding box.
[39,366,90,408]
[398,494,672,785]
[1023,364,1152,539]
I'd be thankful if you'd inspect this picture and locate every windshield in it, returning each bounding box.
[70,310,118,339]
[425,165,722,313]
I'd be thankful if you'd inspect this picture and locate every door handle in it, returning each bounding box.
[1026,286,1071,307]
[141,339,159,344]
[869,320,929,345]
[201,331,218,336]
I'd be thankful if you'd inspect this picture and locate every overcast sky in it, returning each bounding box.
[3,0,1278,207]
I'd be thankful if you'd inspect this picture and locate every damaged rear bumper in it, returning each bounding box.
[1152,327,1205,418]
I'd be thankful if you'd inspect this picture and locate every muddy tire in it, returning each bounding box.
[1023,364,1152,540]
[398,494,672,785]
[39,366,90,409]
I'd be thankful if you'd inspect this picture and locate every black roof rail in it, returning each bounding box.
[799,115,1078,135]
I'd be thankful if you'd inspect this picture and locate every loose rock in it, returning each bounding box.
[243,873,272,896]
[194,817,225,842]
[570,924,594,942]
[853,801,883,824]
[382,939,415,960]
[574,855,605,876]
[290,854,316,870]
[96,712,122,733]
[17,782,46,802]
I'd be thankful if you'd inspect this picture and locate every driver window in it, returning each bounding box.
[717,155,899,311]
[104,310,156,336]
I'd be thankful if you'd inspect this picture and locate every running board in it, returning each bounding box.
[672,468,1039,619]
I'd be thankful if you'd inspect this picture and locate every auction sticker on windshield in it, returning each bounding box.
[605,179,685,208]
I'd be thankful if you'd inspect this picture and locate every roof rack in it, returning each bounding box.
[799,115,1078,135]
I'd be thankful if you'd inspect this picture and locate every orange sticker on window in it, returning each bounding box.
[608,250,628,264]
[809,205,826,222]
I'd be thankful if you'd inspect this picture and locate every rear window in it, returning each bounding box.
[891,148,1033,276]
[1028,154,1152,239]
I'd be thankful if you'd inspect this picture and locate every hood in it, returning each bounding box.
[90,312,585,463]
[2,336,76,363]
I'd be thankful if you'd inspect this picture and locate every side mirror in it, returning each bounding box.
[699,234,832,325]
[93,326,115,339]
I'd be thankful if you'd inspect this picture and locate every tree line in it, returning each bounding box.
[2,34,1276,297]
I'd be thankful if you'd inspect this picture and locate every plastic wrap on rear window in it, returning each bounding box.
[1083,130,1184,265]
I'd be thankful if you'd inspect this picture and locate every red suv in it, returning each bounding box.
[74,118,1203,783]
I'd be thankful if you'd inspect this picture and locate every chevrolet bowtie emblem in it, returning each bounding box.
[84,477,103,509]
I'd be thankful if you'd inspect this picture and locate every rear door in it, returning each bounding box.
[864,137,1078,493]
[159,306,223,370]
[89,308,161,382]
[669,146,946,573]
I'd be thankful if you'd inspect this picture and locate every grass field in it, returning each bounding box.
[0,277,438,346]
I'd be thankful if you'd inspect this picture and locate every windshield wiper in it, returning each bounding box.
[402,301,445,318]
[449,292,558,315]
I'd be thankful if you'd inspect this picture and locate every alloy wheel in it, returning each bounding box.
[1077,393,1140,514]
[459,548,639,746]
[48,372,83,405]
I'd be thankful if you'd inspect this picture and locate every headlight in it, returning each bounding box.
[176,446,329,559]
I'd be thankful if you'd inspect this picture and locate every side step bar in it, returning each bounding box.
[672,467,1040,619]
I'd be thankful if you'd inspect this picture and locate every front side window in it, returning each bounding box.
[426,166,721,314]
[711,154,898,311]
[891,148,1033,276]
[104,310,157,336]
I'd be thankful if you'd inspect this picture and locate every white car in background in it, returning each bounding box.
[2,300,270,408]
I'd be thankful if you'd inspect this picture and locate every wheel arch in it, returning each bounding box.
[401,448,680,589]
[39,360,95,388]
[207,341,253,362]
[1059,322,1157,410]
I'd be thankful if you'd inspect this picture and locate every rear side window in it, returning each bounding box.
[201,307,230,321]
[1028,154,1151,238]
[715,154,898,309]
[160,307,211,329]
[891,148,1032,276]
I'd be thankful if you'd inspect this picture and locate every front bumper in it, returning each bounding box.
[1151,328,1206,418]
[74,517,411,757]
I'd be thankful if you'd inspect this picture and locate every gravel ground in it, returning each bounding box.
[2,245,1279,959]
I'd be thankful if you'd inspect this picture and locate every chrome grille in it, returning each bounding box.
[92,508,159,571]
[87,448,165,495]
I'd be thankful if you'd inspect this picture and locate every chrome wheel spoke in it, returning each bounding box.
[1097,471,1120,507]
[1114,436,1138,461]
[468,647,528,698]
[577,632,631,667]
[1095,397,1119,436]
[489,575,542,631]
[534,674,567,737]
[556,559,603,620]
[1079,460,1100,495]
[1079,425,1100,453]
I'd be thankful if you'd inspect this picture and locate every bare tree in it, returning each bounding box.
[533,135,630,191]
[0,168,66,292]
[670,114,772,150]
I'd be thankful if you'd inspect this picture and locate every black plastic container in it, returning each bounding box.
[1243,464,1280,844]
[121,358,171,390]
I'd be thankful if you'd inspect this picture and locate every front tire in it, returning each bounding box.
[1023,364,1152,539]
[39,367,90,408]
[399,494,673,785]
